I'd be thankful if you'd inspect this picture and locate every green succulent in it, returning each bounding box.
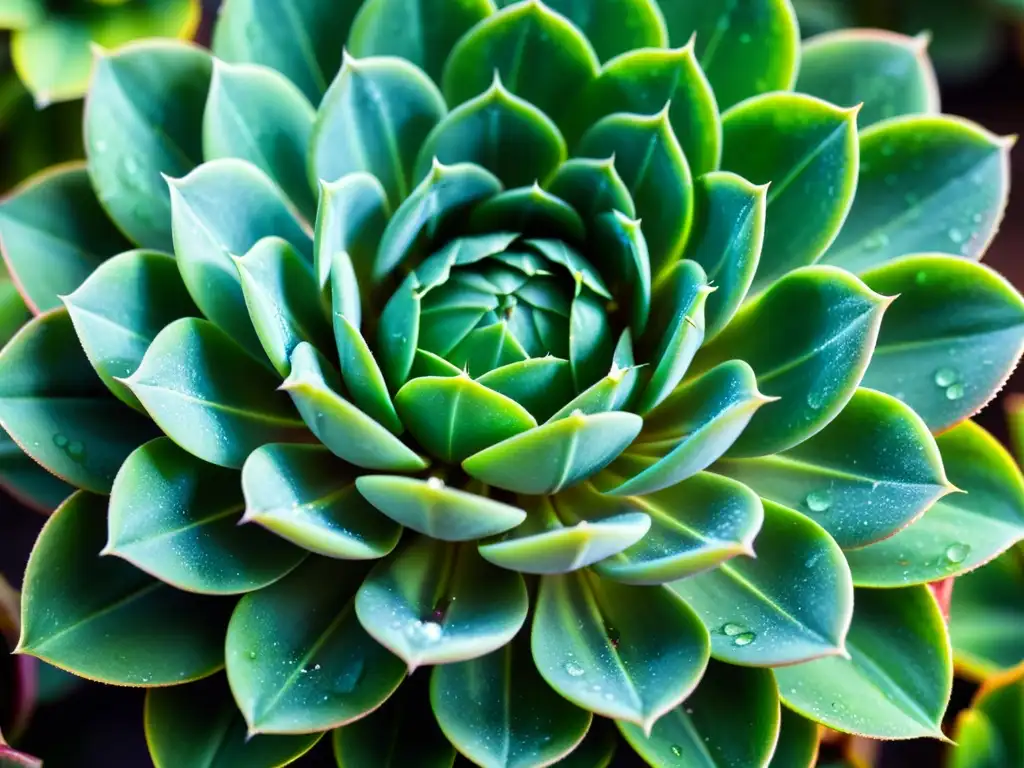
[792,0,1024,83]
[2,0,1024,765]
[0,0,199,105]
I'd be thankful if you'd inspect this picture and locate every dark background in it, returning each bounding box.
[1,5,1022,768]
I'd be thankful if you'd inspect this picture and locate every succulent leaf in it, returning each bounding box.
[775,585,952,740]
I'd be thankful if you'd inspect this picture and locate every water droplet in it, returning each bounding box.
[945,543,970,564]
[972,212,983,224]
[933,367,959,387]
[248,650,257,660]
[564,660,585,677]
[313,664,321,671]
[671,745,683,757]
[603,692,615,701]
[733,632,756,647]
[945,383,965,401]
[721,622,746,637]
[67,441,85,460]
[53,433,69,448]
[805,489,832,513]
[948,227,965,244]
[407,620,443,643]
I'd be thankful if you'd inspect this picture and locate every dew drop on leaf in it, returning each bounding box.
[805,489,832,513]
[945,383,965,401]
[721,622,746,637]
[671,745,683,757]
[52,433,69,448]
[248,650,257,660]
[564,660,585,677]
[948,228,965,244]
[945,543,970,564]
[733,632,756,647]
[933,367,959,387]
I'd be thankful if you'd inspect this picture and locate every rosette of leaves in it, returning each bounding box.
[2,1,1024,765]
[0,0,200,106]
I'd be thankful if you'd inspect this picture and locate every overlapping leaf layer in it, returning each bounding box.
[1,0,1023,765]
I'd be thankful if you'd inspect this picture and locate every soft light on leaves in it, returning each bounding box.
[236,237,333,377]
[950,664,1024,768]
[203,59,317,219]
[671,501,853,666]
[347,0,493,83]
[822,116,1012,274]
[356,537,528,670]
[632,259,710,416]
[721,93,859,292]
[544,156,635,221]
[169,158,312,354]
[416,76,567,188]
[63,249,199,412]
[715,387,950,549]
[314,172,390,291]
[576,109,693,281]
[442,0,600,130]
[225,557,405,734]
[859,255,1024,433]
[372,160,502,283]
[949,546,1024,680]
[333,679,456,768]
[86,41,211,250]
[796,30,940,129]
[357,474,527,541]
[211,0,349,102]
[683,171,766,340]
[463,411,643,494]
[695,266,889,458]
[431,637,592,768]
[619,662,781,768]
[776,586,952,740]
[241,444,402,560]
[845,420,1024,587]
[394,374,538,463]
[18,492,229,685]
[610,360,770,496]
[475,357,576,423]
[659,0,800,110]
[478,487,650,574]
[532,0,667,63]
[0,309,156,493]
[595,471,763,585]
[0,163,131,313]
[572,43,720,176]
[124,318,307,469]
[145,674,322,768]
[333,307,402,434]
[532,570,709,732]
[310,54,446,206]
[282,343,427,472]
[107,438,306,595]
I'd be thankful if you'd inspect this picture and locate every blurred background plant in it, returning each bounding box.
[793,0,1024,85]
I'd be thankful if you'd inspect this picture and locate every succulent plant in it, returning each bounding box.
[0,0,199,105]
[2,0,1024,765]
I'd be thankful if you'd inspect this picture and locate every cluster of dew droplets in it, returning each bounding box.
[933,367,964,401]
[720,622,755,647]
[52,433,87,464]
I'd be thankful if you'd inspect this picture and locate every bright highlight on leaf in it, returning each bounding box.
[2,0,1022,764]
